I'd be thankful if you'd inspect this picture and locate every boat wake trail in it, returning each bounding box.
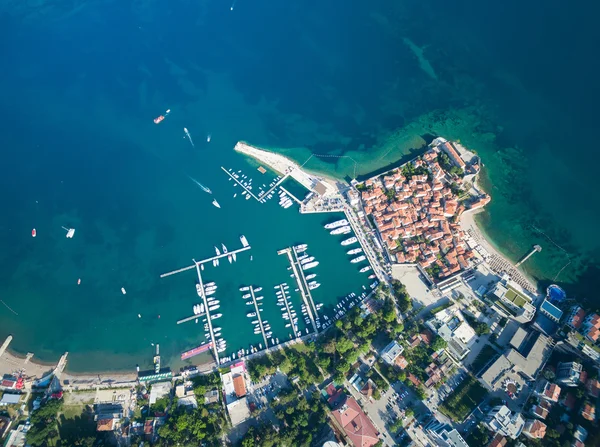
[0,300,18,316]
[184,128,195,148]
[187,175,212,194]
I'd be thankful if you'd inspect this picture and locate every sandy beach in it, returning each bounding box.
[235,141,341,195]
[460,209,539,294]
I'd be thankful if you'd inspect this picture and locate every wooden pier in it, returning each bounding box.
[279,247,318,333]
[221,166,289,203]
[249,286,269,348]
[194,261,221,365]
[159,244,252,278]
[278,283,300,338]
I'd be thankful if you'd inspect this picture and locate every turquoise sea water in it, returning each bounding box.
[2,0,600,371]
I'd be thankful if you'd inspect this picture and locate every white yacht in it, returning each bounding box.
[350,255,366,264]
[324,219,349,229]
[330,225,351,235]
[341,236,358,246]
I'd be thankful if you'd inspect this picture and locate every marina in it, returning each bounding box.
[278,246,319,333]
[159,244,252,278]
[247,285,269,348]
[221,166,289,203]
[277,283,301,339]
[193,262,221,364]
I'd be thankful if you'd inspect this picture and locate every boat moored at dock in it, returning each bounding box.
[341,236,358,246]
[330,225,351,235]
[324,219,349,229]
[350,255,366,263]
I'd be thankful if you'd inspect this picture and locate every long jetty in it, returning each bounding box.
[220,166,289,203]
[194,261,220,365]
[249,286,269,348]
[278,247,318,333]
[160,245,251,278]
[278,283,300,338]
[177,314,204,325]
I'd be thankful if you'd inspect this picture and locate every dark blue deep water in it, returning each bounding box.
[1,0,600,370]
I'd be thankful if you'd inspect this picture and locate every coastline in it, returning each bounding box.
[237,139,540,293]
[2,139,540,380]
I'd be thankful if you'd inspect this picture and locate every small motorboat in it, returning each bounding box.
[121,287,127,295]
[31,228,36,237]
[212,199,221,209]
[153,109,170,124]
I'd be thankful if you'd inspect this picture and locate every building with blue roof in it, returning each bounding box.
[539,298,563,323]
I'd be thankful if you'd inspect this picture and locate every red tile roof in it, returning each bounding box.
[582,403,596,421]
[487,433,507,447]
[332,397,380,447]
[586,379,600,398]
[233,375,247,397]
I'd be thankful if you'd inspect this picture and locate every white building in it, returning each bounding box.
[490,278,536,323]
[425,419,469,447]
[380,340,404,365]
[425,305,477,360]
[484,406,525,439]
[556,361,582,387]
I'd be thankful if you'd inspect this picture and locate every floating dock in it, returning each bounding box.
[177,313,205,325]
[278,247,318,333]
[181,342,213,360]
[280,186,302,205]
[278,283,300,338]
[249,285,269,348]
[221,166,289,203]
[160,244,251,278]
[194,261,221,365]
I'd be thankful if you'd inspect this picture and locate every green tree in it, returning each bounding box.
[431,336,448,351]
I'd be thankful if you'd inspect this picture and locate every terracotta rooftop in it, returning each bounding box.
[525,420,547,439]
[233,375,247,398]
[581,403,596,421]
[332,397,380,447]
[487,433,507,447]
[97,418,116,432]
[586,379,600,398]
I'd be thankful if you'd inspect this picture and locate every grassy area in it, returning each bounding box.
[439,376,488,422]
[60,404,88,420]
[505,286,529,307]
[468,344,498,375]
